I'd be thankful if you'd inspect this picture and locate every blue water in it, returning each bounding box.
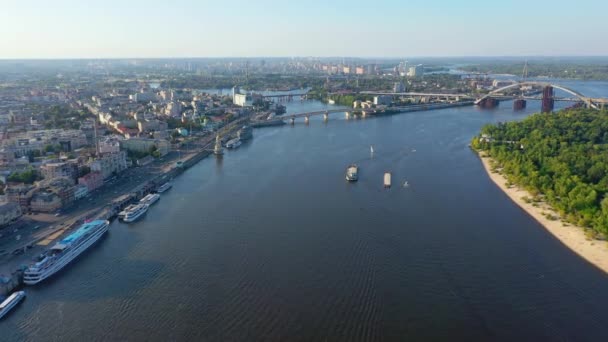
[2,80,608,341]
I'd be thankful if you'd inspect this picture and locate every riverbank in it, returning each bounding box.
[0,118,249,296]
[478,152,608,273]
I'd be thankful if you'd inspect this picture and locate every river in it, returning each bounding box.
[2,81,608,340]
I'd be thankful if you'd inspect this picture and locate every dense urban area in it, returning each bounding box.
[0,58,527,238]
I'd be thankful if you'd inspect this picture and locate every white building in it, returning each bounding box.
[165,102,182,117]
[159,90,176,101]
[131,92,157,103]
[407,65,424,77]
[137,119,168,133]
[233,93,251,107]
[98,136,122,154]
[373,95,392,106]
[90,151,128,179]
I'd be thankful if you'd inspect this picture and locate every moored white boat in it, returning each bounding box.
[157,182,172,193]
[23,220,110,285]
[118,204,138,219]
[123,203,149,223]
[226,138,241,149]
[140,193,160,206]
[0,291,26,319]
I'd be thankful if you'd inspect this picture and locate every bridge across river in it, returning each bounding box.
[331,81,608,110]
[252,101,475,126]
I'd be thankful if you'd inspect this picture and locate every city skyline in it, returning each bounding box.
[2,0,608,59]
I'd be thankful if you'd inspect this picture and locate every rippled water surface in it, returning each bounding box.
[3,82,608,341]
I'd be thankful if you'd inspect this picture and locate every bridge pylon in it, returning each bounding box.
[304,116,309,125]
[290,117,295,125]
[323,112,328,122]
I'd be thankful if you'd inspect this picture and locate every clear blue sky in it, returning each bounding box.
[1,0,607,58]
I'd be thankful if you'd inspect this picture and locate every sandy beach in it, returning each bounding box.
[478,152,608,274]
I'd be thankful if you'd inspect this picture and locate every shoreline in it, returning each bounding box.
[0,118,249,296]
[477,152,608,274]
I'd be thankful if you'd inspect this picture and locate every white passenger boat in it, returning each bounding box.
[384,172,392,188]
[118,204,138,219]
[346,164,359,181]
[23,220,110,285]
[123,204,149,223]
[157,182,172,193]
[140,193,160,206]
[0,291,26,319]
[226,138,241,149]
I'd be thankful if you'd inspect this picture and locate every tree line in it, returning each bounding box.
[471,108,608,235]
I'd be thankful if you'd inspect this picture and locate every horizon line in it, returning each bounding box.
[1,55,608,61]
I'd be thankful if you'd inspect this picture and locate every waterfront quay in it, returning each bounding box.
[0,118,249,296]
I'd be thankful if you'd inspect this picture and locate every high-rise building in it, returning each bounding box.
[407,65,424,77]
[398,61,409,75]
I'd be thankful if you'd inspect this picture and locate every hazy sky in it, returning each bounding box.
[1,0,607,58]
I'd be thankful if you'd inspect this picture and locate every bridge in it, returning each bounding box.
[252,101,475,126]
[261,93,308,102]
[358,91,475,99]
[328,91,472,100]
[330,81,608,111]
[251,80,608,128]
[262,93,307,98]
[474,81,606,110]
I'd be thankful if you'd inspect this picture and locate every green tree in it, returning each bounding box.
[472,108,608,234]
[8,168,38,184]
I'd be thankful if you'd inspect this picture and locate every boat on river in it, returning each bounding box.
[140,193,160,206]
[226,138,242,149]
[346,164,359,181]
[123,204,149,223]
[23,220,110,285]
[0,291,26,319]
[157,182,172,193]
[384,172,392,188]
[118,204,138,219]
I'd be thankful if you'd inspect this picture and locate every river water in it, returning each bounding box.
[2,82,608,341]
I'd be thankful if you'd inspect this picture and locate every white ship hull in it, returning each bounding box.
[157,183,172,193]
[0,291,26,319]
[23,222,109,285]
[141,194,160,205]
[147,195,160,205]
[346,165,358,181]
[123,205,149,223]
